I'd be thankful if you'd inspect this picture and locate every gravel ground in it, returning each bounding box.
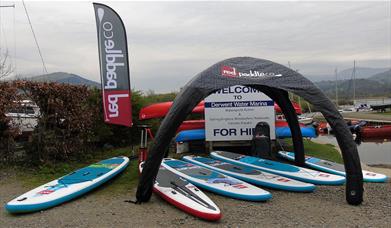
[1,167,390,228]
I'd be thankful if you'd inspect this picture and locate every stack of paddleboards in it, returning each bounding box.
[8,151,385,221]
[5,156,129,214]
[147,151,350,221]
[277,151,388,183]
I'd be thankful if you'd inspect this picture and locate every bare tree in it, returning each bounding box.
[0,48,14,79]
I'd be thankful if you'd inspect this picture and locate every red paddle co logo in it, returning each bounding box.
[221,65,282,78]
[99,15,132,127]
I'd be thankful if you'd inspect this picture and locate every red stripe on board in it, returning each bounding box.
[153,187,221,221]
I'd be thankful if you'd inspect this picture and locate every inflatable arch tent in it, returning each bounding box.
[137,57,364,205]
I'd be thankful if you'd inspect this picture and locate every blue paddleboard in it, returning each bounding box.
[5,156,129,213]
[183,155,315,192]
[278,151,388,183]
[162,158,272,201]
[211,151,345,185]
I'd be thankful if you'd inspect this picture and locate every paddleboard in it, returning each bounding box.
[278,151,388,183]
[183,156,315,192]
[5,156,129,213]
[162,158,272,201]
[139,162,221,221]
[211,151,346,185]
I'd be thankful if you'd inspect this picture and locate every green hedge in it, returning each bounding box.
[0,81,144,165]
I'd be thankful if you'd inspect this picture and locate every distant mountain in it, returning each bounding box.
[23,72,100,88]
[337,67,390,80]
[315,77,391,100]
[369,69,391,84]
[304,74,332,82]
[306,67,389,82]
[318,79,389,98]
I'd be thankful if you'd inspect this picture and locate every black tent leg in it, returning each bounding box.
[260,88,305,166]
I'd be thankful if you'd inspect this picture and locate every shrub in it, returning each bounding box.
[0,81,143,165]
[0,82,19,162]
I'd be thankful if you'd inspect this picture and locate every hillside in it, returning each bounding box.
[336,67,389,80]
[24,72,100,88]
[315,78,390,100]
[306,67,389,82]
[369,69,391,84]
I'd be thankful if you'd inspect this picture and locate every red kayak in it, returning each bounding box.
[139,101,204,120]
[275,120,305,128]
[139,101,302,120]
[177,120,205,132]
[274,102,302,115]
[360,125,391,139]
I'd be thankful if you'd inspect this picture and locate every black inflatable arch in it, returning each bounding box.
[137,57,363,205]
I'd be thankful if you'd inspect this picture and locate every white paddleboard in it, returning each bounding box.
[162,158,272,201]
[278,151,388,183]
[139,162,221,221]
[183,155,315,192]
[211,151,346,185]
[5,156,129,213]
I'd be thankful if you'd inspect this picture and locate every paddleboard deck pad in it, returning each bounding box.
[140,163,221,221]
[5,156,129,213]
[183,155,315,192]
[211,151,345,185]
[162,158,272,201]
[278,151,388,183]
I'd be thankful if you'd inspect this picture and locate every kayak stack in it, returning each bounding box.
[175,127,317,144]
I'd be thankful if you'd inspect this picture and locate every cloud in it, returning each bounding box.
[1,1,389,92]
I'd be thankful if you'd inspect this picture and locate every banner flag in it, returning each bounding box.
[93,3,132,127]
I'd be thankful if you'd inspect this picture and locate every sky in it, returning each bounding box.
[0,1,390,92]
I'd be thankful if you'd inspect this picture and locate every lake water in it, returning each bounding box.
[313,135,391,165]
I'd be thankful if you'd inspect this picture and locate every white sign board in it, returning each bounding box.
[205,85,275,141]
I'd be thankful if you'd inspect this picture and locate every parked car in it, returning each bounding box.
[5,100,40,133]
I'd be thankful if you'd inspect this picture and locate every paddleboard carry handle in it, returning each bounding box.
[169,181,215,209]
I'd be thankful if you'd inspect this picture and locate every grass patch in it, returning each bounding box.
[282,139,343,163]
[16,147,139,195]
[373,111,391,116]
[3,138,343,196]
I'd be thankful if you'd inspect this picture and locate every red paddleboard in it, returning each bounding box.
[139,163,221,221]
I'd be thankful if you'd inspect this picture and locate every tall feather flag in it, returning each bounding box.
[93,3,132,127]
